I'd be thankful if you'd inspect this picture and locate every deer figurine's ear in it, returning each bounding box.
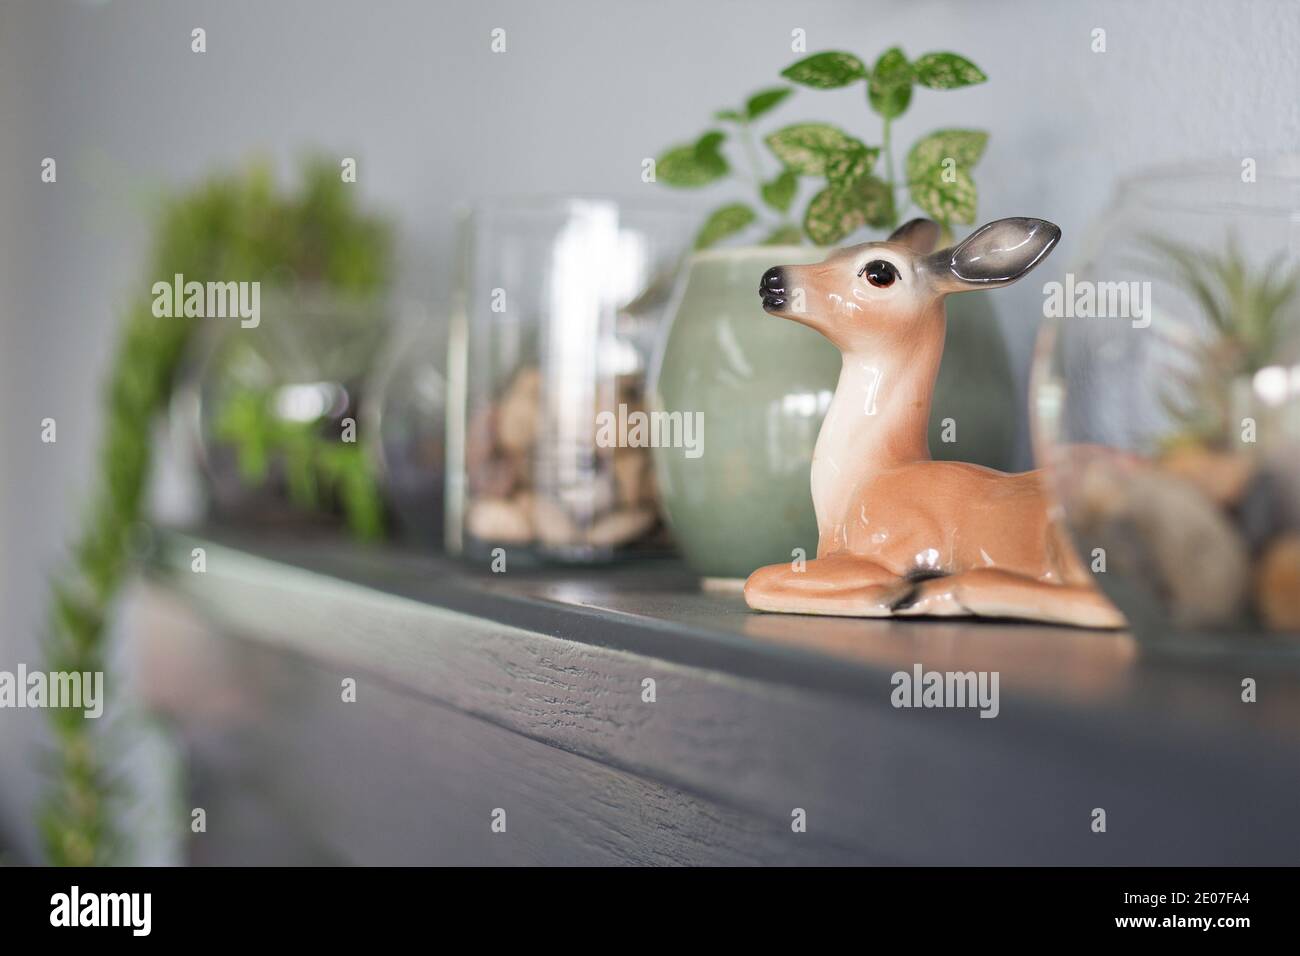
[887,218,941,254]
[925,217,1061,293]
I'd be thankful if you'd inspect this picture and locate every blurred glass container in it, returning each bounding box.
[365,304,447,546]
[446,198,693,562]
[1032,158,1300,641]
[181,287,391,537]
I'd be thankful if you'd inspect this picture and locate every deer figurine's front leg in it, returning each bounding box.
[743,217,1124,629]
[745,553,915,617]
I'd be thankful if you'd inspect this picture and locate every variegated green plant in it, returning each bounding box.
[654,47,989,249]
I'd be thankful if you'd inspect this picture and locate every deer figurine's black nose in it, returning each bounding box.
[760,266,786,297]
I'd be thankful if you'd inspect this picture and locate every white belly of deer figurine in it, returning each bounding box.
[744,217,1124,628]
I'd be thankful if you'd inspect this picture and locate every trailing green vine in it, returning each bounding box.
[41,157,392,864]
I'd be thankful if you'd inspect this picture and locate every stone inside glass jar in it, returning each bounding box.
[463,364,666,559]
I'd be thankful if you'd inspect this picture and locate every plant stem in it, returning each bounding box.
[882,116,899,230]
[740,120,765,187]
[740,121,794,231]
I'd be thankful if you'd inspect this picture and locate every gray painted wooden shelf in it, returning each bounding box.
[136,526,1300,865]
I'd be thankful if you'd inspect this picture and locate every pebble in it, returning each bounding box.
[1117,470,1249,629]
[465,404,497,472]
[496,367,542,454]
[587,507,657,548]
[1160,446,1253,507]
[1254,533,1300,632]
[466,497,532,544]
[469,457,518,498]
[1237,469,1286,555]
[532,495,579,546]
[614,448,652,507]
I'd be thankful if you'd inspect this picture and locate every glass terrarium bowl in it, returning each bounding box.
[363,304,447,547]
[446,197,694,564]
[179,287,392,537]
[1032,158,1300,643]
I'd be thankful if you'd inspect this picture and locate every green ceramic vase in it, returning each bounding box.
[649,245,1016,581]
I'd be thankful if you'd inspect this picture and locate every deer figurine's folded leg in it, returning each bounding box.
[745,554,913,617]
[893,569,1126,629]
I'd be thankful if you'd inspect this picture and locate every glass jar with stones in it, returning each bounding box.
[446,198,693,563]
[1032,158,1300,642]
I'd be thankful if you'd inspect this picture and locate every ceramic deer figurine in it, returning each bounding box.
[744,217,1123,628]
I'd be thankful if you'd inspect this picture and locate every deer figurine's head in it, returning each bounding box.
[758,217,1060,353]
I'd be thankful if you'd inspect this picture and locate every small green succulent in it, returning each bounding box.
[1137,235,1300,450]
[214,386,384,540]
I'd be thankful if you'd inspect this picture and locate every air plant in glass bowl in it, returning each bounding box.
[1033,160,1300,642]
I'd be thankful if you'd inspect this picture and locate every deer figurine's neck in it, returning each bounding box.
[811,305,948,550]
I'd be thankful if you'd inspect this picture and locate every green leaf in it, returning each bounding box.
[781,51,868,89]
[762,224,805,246]
[765,123,874,176]
[912,52,987,89]
[825,143,878,188]
[714,109,745,122]
[868,47,913,119]
[695,130,726,155]
[905,128,988,180]
[850,175,897,229]
[906,129,985,224]
[745,86,793,120]
[656,132,729,187]
[909,166,978,224]
[761,169,798,213]
[801,175,897,245]
[803,185,868,245]
[694,203,757,249]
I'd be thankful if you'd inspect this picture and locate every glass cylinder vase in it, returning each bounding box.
[446,198,693,563]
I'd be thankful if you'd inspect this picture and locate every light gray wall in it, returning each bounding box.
[1,0,1297,862]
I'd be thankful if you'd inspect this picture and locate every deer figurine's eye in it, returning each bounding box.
[858,259,900,288]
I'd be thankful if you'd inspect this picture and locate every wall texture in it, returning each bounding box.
[1,0,1298,862]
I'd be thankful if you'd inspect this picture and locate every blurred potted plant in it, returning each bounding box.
[41,157,396,865]
[648,47,1017,580]
[180,160,394,540]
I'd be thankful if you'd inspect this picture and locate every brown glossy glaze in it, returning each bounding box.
[744,217,1124,628]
